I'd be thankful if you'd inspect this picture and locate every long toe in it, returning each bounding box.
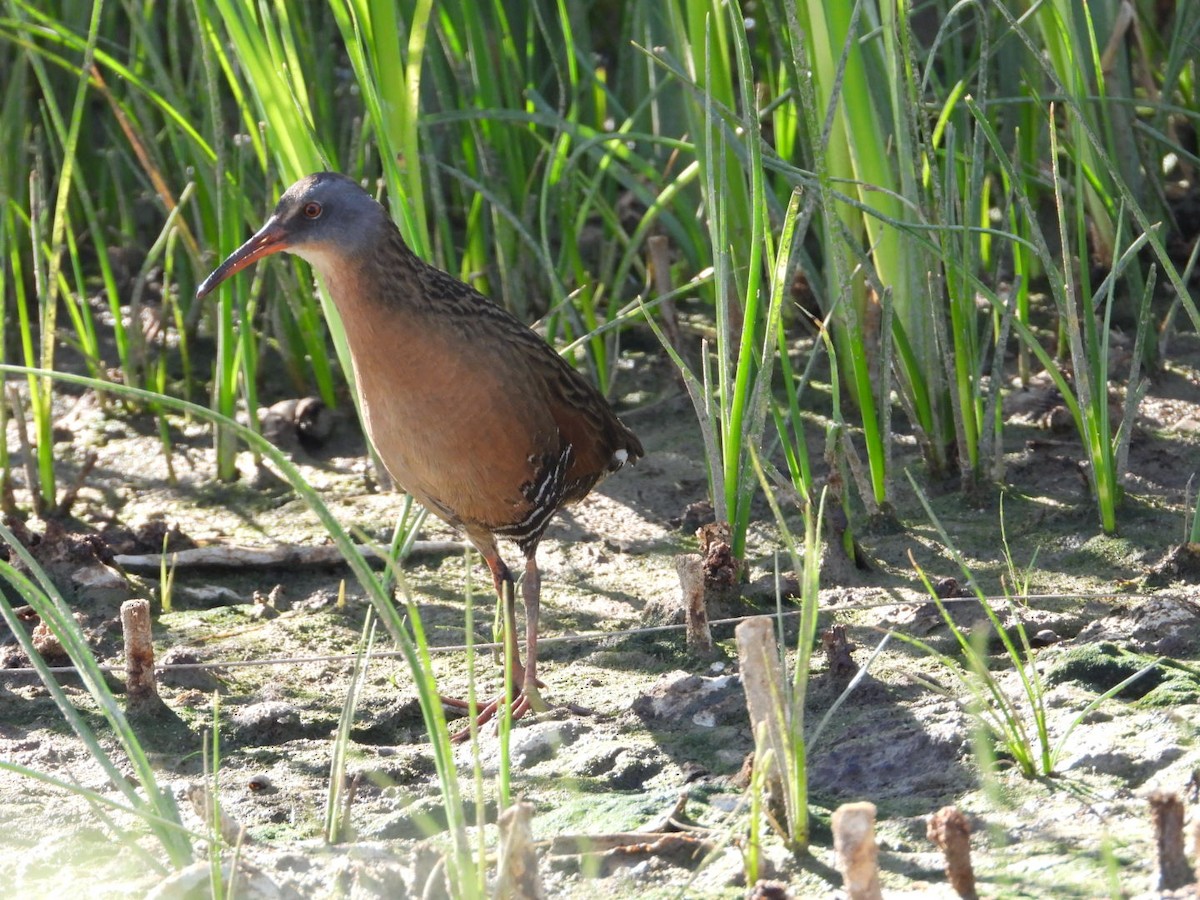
[446,687,548,743]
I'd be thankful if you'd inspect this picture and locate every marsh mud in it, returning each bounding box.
[2,332,1200,898]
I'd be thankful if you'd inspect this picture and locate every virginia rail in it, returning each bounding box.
[197,172,643,737]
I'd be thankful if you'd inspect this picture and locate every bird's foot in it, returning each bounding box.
[443,681,562,743]
[437,672,545,713]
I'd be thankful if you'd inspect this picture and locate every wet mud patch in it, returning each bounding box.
[1,335,1200,896]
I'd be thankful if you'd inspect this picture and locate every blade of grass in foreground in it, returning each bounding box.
[0,544,193,869]
[0,363,480,893]
[326,611,376,844]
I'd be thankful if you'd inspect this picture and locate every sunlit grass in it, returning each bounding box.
[0,363,480,890]
[899,472,1162,778]
[6,0,1195,533]
[0,519,194,870]
[1,0,1199,892]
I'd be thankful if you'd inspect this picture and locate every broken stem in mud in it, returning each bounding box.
[832,802,883,900]
[495,800,543,899]
[1149,790,1190,891]
[120,599,161,713]
[674,554,713,654]
[927,806,978,900]
[736,616,795,845]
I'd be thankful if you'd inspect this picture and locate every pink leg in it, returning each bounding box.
[440,552,521,711]
[517,554,547,709]
[447,549,547,742]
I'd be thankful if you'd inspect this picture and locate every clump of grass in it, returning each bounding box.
[0,517,194,870]
[198,694,248,898]
[895,472,1161,779]
[739,449,825,853]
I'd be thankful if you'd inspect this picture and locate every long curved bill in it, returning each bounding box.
[196,216,290,300]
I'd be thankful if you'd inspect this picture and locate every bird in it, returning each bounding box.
[196,172,643,739]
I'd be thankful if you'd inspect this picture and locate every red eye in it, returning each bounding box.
[303,201,322,219]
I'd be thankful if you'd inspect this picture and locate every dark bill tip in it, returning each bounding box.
[196,218,290,301]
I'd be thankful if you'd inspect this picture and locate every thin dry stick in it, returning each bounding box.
[6,385,45,517]
[838,427,879,519]
[1149,790,1191,891]
[120,599,160,712]
[87,65,201,263]
[647,235,683,353]
[1099,1,1136,74]
[832,802,882,900]
[53,450,98,518]
[927,806,978,900]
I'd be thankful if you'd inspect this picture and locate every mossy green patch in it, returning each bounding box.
[1044,642,1200,704]
[1140,661,1200,707]
[1057,534,1142,579]
[532,785,682,837]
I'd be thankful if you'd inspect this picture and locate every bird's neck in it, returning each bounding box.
[300,224,424,313]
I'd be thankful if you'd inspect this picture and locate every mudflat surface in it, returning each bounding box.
[2,332,1200,897]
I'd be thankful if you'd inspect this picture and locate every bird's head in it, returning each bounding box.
[196,172,389,300]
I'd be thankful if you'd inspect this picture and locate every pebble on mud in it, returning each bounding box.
[231,701,305,743]
[507,718,586,769]
[158,646,223,691]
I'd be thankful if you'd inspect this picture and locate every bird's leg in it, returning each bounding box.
[440,553,520,714]
[505,552,589,724]
[448,551,547,742]
[486,556,524,680]
[514,553,549,715]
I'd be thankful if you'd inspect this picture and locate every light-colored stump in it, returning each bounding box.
[1149,790,1190,891]
[735,617,787,823]
[674,554,713,653]
[832,802,882,900]
[121,599,160,712]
